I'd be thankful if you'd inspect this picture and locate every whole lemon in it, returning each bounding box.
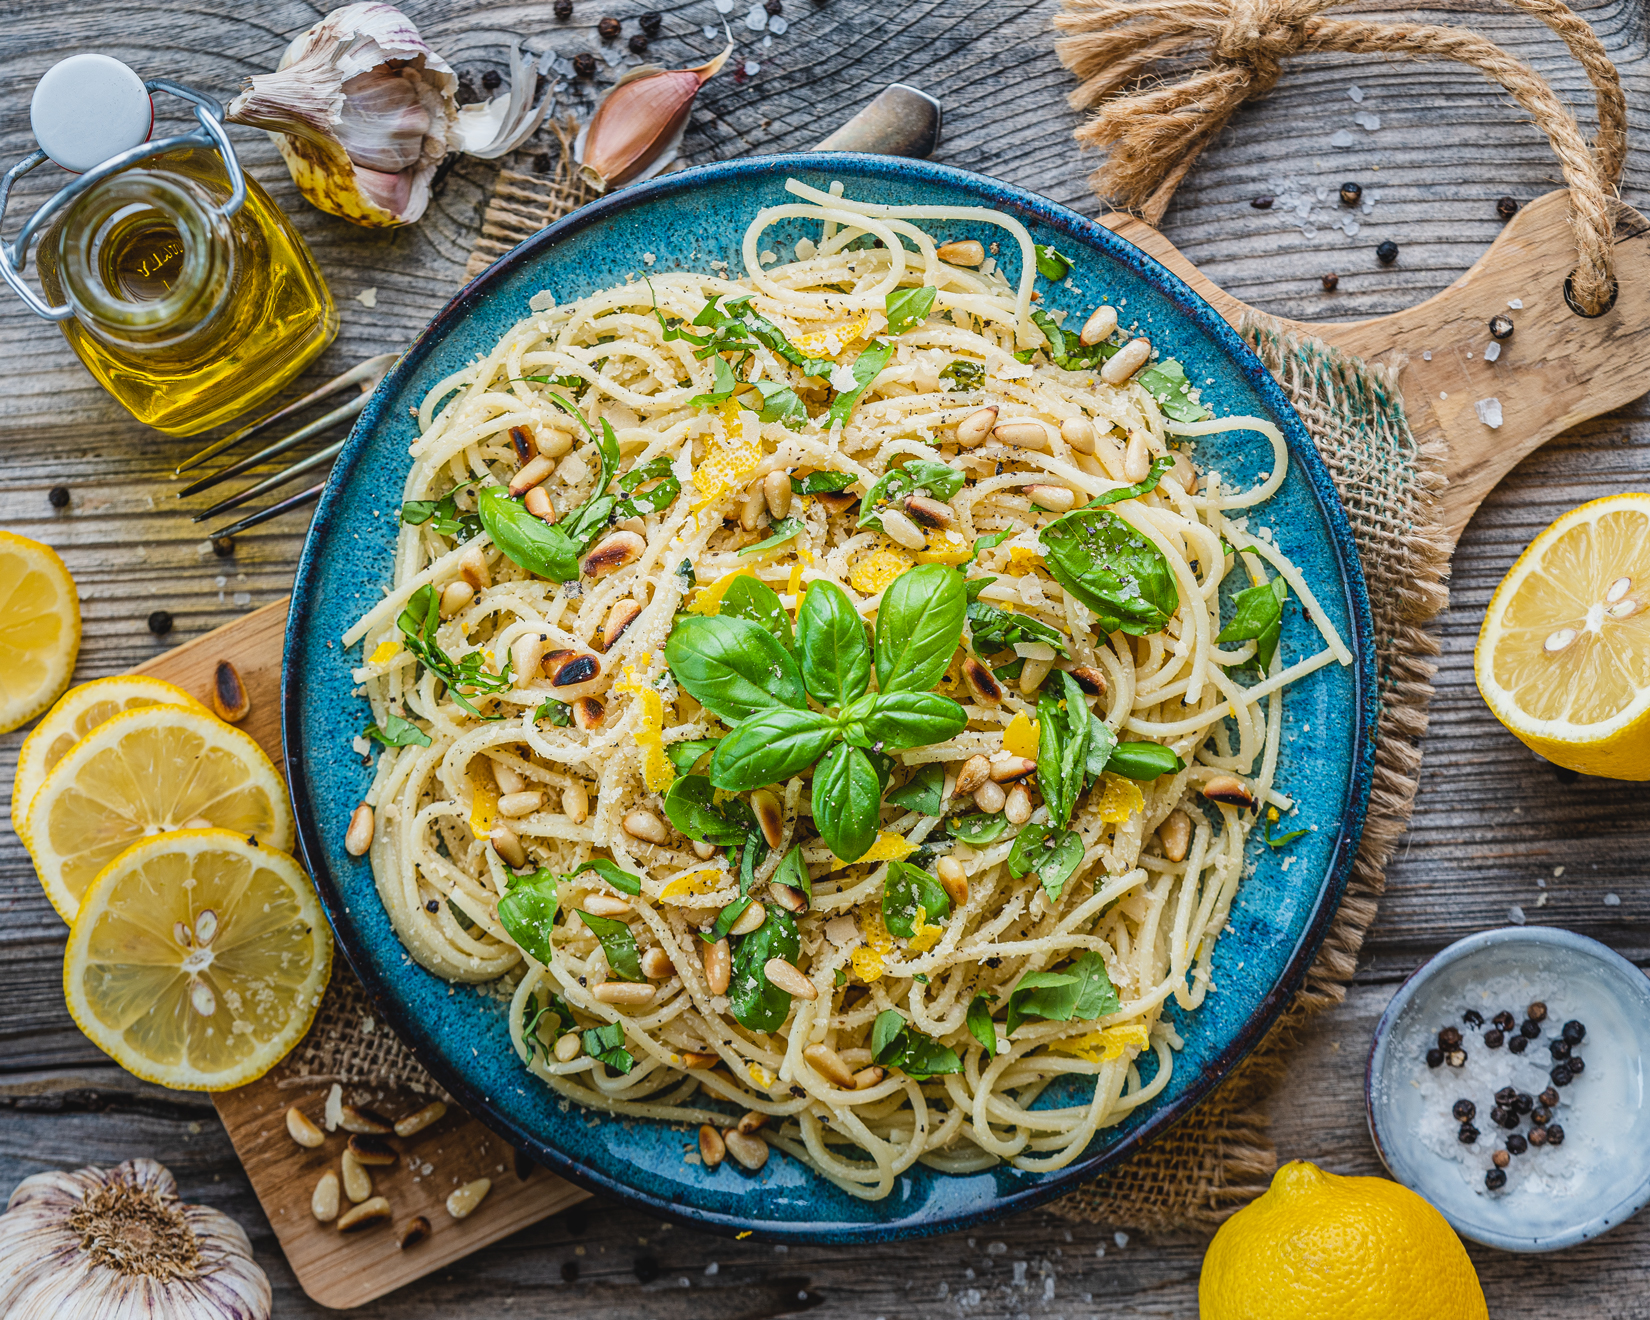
[1199,1161,1487,1320]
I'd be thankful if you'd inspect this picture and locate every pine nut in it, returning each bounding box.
[398,1215,432,1250]
[1004,783,1033,825]
[509,425,538,463]
[751,788,784,849]
[497,790,544,819]
[348,1133,397,1166]
[489,823,526,867]
[852,1066,886,1089]
[729,901,766,937]
[211,660,250,723]
[538,428,574,459]
[1158,808,1192,862]
[440,580,475,617]
[571,696,605,731]
[509,633,546,683]
[962,657,1003,706]
[1072,665,1108,695]
[903,494,953,528]
[312,1170,340,1222]
[545,651,601,689]
[600,599,643,651]
[803,1043,857,1088]
[509,454,556,495]
[764,469,793,519]
[583,529,645,578]
[990,756,1037,782]
[554,1032,583,1061]
[622,809,670,845]
[581,892,631,917]
[1102,338,1152,385]
[703,938,732,994]
[1167,451,1198,494]
[1024,484,1076,513]
[993,419,1052,450]
[1060,416,1097,454]
[937,239,986,266]
[974,780,1006,813]
[737,1110,768,1134]
[445,1178,491,1220]
[815,490,858,514]
[394,1100,448,1138]
[681,1050,719,1069]
[337,1196,391,1232]
[593,980,657,1005]
[769,880,806,913]
[641,946,675,979]
[1020,657,1053,693]
[880,508,926,550]
[287,1105,325,1148]
[524,486,555,520]
[339,1104,393,1134]
[739,487,766,533]
[1123,430,1152,482]
[699,1124,727,1168]
[562,782,589,823]
[956,754,991,794]
[1202,775,1256,809]
[1080,305,1119,346]
[341,1149,373,1203]
[344,802,375,856]
[956,406,997,447]
[458,545,491,590]
[691,839,716,859]
[492,761,526,794]
[723,1129,769,1171]
[937,856,968,906]
[764,956,818,1000]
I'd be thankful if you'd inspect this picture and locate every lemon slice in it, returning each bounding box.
[64,830,332,1090]
[12,676,206,839]
[25,704,293,921]
[0,531,81,734]
[1475,493,1650,778]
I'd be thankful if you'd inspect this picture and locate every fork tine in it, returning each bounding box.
[191,437,346,522]
[209,482,327,538]
[177,392,369,498]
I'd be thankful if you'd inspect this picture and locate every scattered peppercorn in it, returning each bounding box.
[573,52,597,77]
[638,9,662,30]
[1509,1035,1528,1054]
[597,15,620,38]
[1527,1001,1547,1022]
[1339,181,1362,206]
[1551,1063,1573,1086]
[633,1255,660,1283]
[1492,1150,1510,1169]
[1495,1107,1520,1129]
[1453,1099,1476,1122]
[554,0,573,15]
[1540,1087,1559,1107]
[1546,1123,1566,1146]
[1486,1168,1507,1190]
[1462,1009,1485,1028]
[1251,195,1274,210]
[1515,1092,1534,1114]
[1562,1020,1586,1044]
[1426,1047,1444,1068]
[561,1260,580,1283]
[1458,1123,1479,1145]
[1438,1026,1463,1049]
[47,485,70,509]
[1527,1125,1549,1146]
[1484,1029,1505,1049]
[1550,1038,1571,1060]
[147,610,173,636]
[481,68,502,91]
[1532,1105,1552,1125]
[212,535,235,557]
[765,0,784,12]
[455,73,482,106]
[533,151,553,173]
[1520,1019,1541,1039]
[1489,314,1514,340]
[1567,1055,1585,1075]
[1376,239,1399,265]
[1446,1049,1467,1068]
[1493,1011,1516,1032]
[1321,272,1339,291]
[1495,1086,1518,1107]
[628,32,649,52]
[425,898,440,913]
[1497,196,1519,220]
[1506,1132,1528,1155]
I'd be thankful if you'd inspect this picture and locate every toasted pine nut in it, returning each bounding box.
[880,507,926,549]
[341,1150,373,1204]
[600,599,643,651]
[1072,665,1109,695]
[509,454,556,495]
[1080,305,1119,346]
[524,486,555,520]
[509,632,546,683]
[769,880,806,913]
[1061,416,1097,454]
[1203,775,1256,809]
[492,761,526,794]
[445,1178,491,1220]
[955,406,997,447]
[1158,808,1192,862]
[751,789,784,849]
[641,946,675,979]
[398,1215,432,1250]
[538,428,574,459]
[764,469,793,519]
[581,892,631,917]
[903,494,954,528]
[593,980,657,1005]
[622,809,670,845]
[961,657,1004,706]
[497,790,544,819]
[1020,657,1054,693]
[1004,784,1033,825]
[561,782,589,823]
[458,545,491,590]
[699,1124,727,1167]
[937,856,968,906]
[583,530,645,578]
[803,1043,857,1088]
[394,1100,448,1138]
[994,419,1052,449]
[338,1196,391,1232]
[509,424,538,462]
[1167,451,1198,494]
[974,780,1006,813]
[211,660,250,722]
[739,487,766,533]
[703,938,732,994]
[489,821,526,866]
[937,238,986,267]
[682,1050,719,1069]
[1024,484,1076,513]
[1123,430,1152,483]
[691,839,717,859]
[287,1105,325,1148]
[1102,337,1152,385]
[348,1133,397,1166]
[339,1104,393,1135]
[439,580,475,617]
[343,802,375,856]
[312,1170,340,1221]
[545,650,601,689]
[555,1032,583,1061]
[571,695,605,731]
[737,1110,768,1135]
[956,754,992,795]
[990,756,1037,782]
[852,1066,886,1089]
[815,490,858,514]
[729,901,766,937]
[723,1130,770,1171]
[764,956,818,1000]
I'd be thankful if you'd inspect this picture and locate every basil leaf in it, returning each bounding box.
[1136,359,1212,423]
[498,867,560,964]
[884,285,936,335]
[881,859,951,939]
[571,857,642,896]
[770,844,811,901]
[664,615,807,720]
[576,909,643,981]
[1038,509,1178,636]
[874,563,967,695]
[812,742,882,861]
[967,994,998,1057]
[535,697,572,727]
[614,456,682,518]
[828,339,893,428]
[478,486,578,581]
[1086,455,1175,510]
[362,712,431,748]
[859,459,966,531]
[1034,244,1072,281]
[728,904,801,1031]
[666,738,721,774]
[792,470,857,496]
[855,690,968,751]
[871,1009,960,1078]
[1009,951,1119,1035]
[1217,576,1287,672]
[1006,823,1087,901]
[718,575,794,650]
[689,353,739,408]
[750,379,809,429]
[738,516,806,558]
[1085,714,1118,784]
[521,991,576,1061]
[966,597,1070,660]
[1104,741,1186,781]
[662,774,758,845]
[940,359,985,390]
[1036,670,1091,829]
[582,1021,635,1073]
[708,895,753,942]
[887,763,946,815]
[951,813,1010,845]
[871,1009,907,1065]
[709,707,840,791]
[675,558,697,591]
[798,579,872,707]
[401,479,482,541]
[969,530,1013,563]
[394,585,514,719]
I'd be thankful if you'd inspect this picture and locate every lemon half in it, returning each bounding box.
[25,704,293,921]
[64,830,331,1090]
[1475,493,1650,778]
[0,531,80,734]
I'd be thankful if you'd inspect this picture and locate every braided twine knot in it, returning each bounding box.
[1055,0,1627,314]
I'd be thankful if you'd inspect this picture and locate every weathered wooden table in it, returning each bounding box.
[4,0,1649,1313]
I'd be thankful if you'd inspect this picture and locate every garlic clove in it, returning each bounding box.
[453,42,557,160]
[575,43,732,195]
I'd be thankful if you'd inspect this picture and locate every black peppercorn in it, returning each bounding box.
[1496,1107,1520,1130]
[147,610,173,636]
[1509,1035,1529,1054]
[1251,195,1274,210]
[1527,1125,1548,1146]
[1551,1063,1574,1086]
[1493,1011,1516,1032]
[1446,1049,1467,1068]
[1492,1149,1510,1169]
[1438,1026,1462,1049]
[573,51,597,77]
[1520,1019,1540,1039]
[765,0,784,12]
[47,485,70,509]
[1562,1019,1586,1044]
[1495,1086,1518,1107]
[628,32,649,52]
[1485,1168,1507,1190]
[561,1259,580,1282]
[212,535,235,557]
[554,0,573,16]
[1488,315,1514,341]
[1514,1092,1534,1114]
[481,68,502,91]
[1497,196,1519,220]
[1321,272,1339,291]
[425,898,439,912]
[1484,1029,1505,1049]
[1339,181,1362,206]
[639,10,662,30]
[1376,240,1399,265]
[1507,1132,1529,1156]
[1453,1099,1476,1122]
[1462,1009,1485,1028]
[597,15,620,38]
[1531,1105,1551,1125]
[1426,1047,1444,1068]
[1458,1123,1479,1145]
[455,73,482,106]
[633,1255,660,1283]
[1567,1054,1585,1075]
[1527,1001,1547,1022]
[1550,1038,1571,1060]
[1546,1123,1565,1146]
[1540,1087,1559,1108]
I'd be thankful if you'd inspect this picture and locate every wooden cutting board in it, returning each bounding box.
[136,183,1648,1307]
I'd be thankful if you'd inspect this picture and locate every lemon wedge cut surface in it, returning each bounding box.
[0,531,81,734]
[1475,493,1650,779]
[65,830,332,1091]
[26,704,293,921]
[12,675,206,838]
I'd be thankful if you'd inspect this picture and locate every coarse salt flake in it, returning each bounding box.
[1475,397,1504,429]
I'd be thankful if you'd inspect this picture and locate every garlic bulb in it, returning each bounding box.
[574,43,732,195]
[0,1159,270,1318]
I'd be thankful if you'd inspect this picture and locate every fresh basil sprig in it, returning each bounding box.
[665,737,720,774]
[792,470,857,497]
[1030,309,1116,372]
[881,859,952,939]
[828,340,893,428]
[1103,741,1186,781]
[1084,455,1176,510]
[752,379,808,429]
[1005,951,1118,1035]
[964,577,1070,658]
[1217,576,1287,672]
[662,774,761,845]
[871,1009,961,1079]
[949,812,1010,845]
[395,585,514,718]
[497,867,561,964]
[362,712,431,749]
[859,459,965,532]
[614,455,681,519]
[1038,508,1178,636]
[521,991,575,1062]
[885,285,936,335]
[728,904,800,1031]
[535,696,572,726]
[716,575,794,648]
[1034,244,1072,280]
[1007,825,1088,901]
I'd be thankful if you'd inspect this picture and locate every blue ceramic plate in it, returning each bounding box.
[283,154,1377,1242]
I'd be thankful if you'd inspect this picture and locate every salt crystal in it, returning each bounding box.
[1509,904,1526,925]
[1509,298,1524,309]
[642,252,656,267]
[1315,186,1327,200]
[356,287,377,308]
[769,14,787,31]
[1012,1261,1028,1285]
[744,4,767,27]
[714,0,734,11]
[703,23,718,37]
[1349,85,1364,102]
[1422,350,1432,361]
[744,59,760,75]
[1475,397,1504,429]
[1484,342,1501,362]
[1440,392,1448,400]
[1114,1231,1130,1248]
[1344,219,1360,236]
[1330,129,1354,148]
[705,1262,720,1275]
[1605,893,1622,907]
[1354,111,1382,131]
[763,32,772,45]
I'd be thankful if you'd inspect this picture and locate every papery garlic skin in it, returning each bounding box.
[0,1158,271,1319]
[575,44,732,194]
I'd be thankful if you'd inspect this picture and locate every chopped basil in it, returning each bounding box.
[871,1008,961,1079]
[576,909,644,982]
[887,763,946,816]
[582,1021,635,1073]
[1034,244,1072,281]
[1005,951,1118,1034]
[361,712,431,748]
